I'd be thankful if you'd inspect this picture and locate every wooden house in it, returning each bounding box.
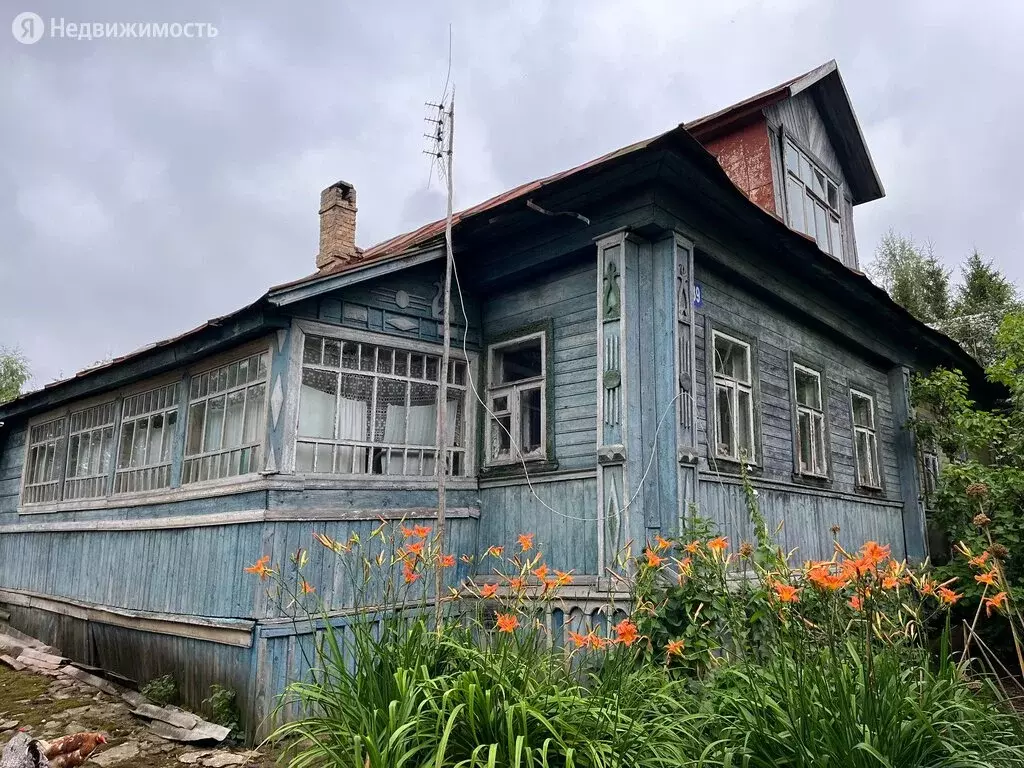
[0,60,983,730]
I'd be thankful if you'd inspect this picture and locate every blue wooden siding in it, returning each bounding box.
[699,480,906,562]
[288,261,481,348]
[476,477,598,575]
[483,259,597,471]
[694,264,903,499]
[0,424,26,521]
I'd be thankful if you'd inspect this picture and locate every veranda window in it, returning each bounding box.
[22,417,65,504]
[296,334,468,476]
[63,401,116,500]
[485,333,545,465]
[712,331,755,463]
[115,382,180,493]
[794,364,828,477]
[183,353,268,484]
[851,389,881,489]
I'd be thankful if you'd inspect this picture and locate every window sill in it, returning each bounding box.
[791,472,832,489]
[854,483,886,497]
[705,455,761,477]
[480,458,558,480]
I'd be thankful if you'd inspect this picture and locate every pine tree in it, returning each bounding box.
[941,251,1021,366]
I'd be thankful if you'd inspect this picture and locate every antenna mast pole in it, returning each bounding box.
[434,90,455,629]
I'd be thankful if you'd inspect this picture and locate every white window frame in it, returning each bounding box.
[63,400,117,501]
[850,389,882,490]
[293,328,473,478]
[712,330,756,464]
[485,331,547,467]
[182,350,271,486]
[114,381,181,494]
[793,363,828,477]
[782,137,843,260]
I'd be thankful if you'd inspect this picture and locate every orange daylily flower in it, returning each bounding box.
[412,524,432,538]
[532,563,549,580]
[480,583,499,599]
[404,540,425,558]
[509,577,525,591]
[861,541,891,567]
[968,551,990,569]
[496,613,520,633]
[937,587,962,605]
[486,545,504,558]
[554,570,574,586]
[849,595,863,611]
[400,525,415,538]
[299,580,315,595]
[806,562,849,591]
[666,639,685,657]
[685,540,702,554]
[919,579,936,596]
[985,591,1009,616]
[976,571,997,587]
[567,630,589,649]
[613,619,640,647]
[707,537,729,555]
[881,576,899,590]
[402,562,421,584]
[518,533,535,552]
[244,555,273,581]
[644,548,666,568]
[654,534,672,552]
[772,581,800,603]
[438,554,456,568]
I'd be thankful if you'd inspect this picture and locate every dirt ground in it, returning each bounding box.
[0,665,280,767]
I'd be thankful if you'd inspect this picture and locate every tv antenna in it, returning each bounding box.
[425,36,455,628]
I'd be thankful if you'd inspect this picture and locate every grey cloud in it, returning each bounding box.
[2,0,1021,387]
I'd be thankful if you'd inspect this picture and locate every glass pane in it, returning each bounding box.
[827,180,839,210]
[376,347,393,374]
[829,216,842,260]
[186,402,205,455]
[224,389,246,448]
[341,342,358,370]
[118,422,135,469]
[797,411,811,473]
[799,153,813,186]
[303,335,322,365]
[360,345,377,372]
[406,382,438,446]
[520,387,543,453]
[786,177,805,233]
[812,168,826,199]
[162,411,177,463]
[493,394,508,413]
[447,392,464,447]
[851,393,873,428]
[794,367,821,409]
[491,415,511,459]
[323,340,342,368]
[375,379,409,444]
[393,351,408,377]
[295,442,315,472]
[147,415,164,467]
[67,435,80,478]
[242,383,266,445]
[856,430,872,485]
[425,356,439,382]
[814,202,829,253]
[338,373,372,441]
[410,354,424,378]
[715,385,734,456]
[784,141,799,174]
[226,362,239,390]
[299,369,338,439]
[813,413,827,475]
[132,419,150,468]
[203,395,226,452]
[713,336,749,382]
[737,389,754,459]
[867,433,879,484]
[494,338,543,384]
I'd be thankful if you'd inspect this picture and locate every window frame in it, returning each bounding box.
[16,339,274,513]
[790,358,831,481]
[113,381,182,495]
[484,329,549,468]
[290,325,475,479]
[708,327,759,466]
[63,400,118,501]
[779,129,844,260]
[849,387,883,491]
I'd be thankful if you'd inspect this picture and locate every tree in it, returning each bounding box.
[868,231,951,324]
[0,347,30,405]
[938,251,1022,366]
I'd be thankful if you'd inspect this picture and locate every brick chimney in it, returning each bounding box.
[317,180,358,270]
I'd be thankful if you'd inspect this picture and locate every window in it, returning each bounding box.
[850,389,881,489]
[922,450,940,508]
[486,333,545,465]
[793,364,828,477]
[22,417,65,504]
[783,139,843,259]
[63,401,116,500]
[183,353,268,484]
[296,334,468,476]
[115,382,180,493]
[712,331,755,463]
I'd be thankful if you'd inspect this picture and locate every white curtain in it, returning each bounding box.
[383,404,458,475]
[336,397,367,473]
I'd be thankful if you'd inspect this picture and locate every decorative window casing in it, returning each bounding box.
[115,382,180,493]
[183,353,268,484]
[485,332,546,466]
[782,139,843,259]
[22,417,65,504]
[793,364,828,477]
[63,401,116,500]
[296,334,469,477]
[850,389,881,489]
[712,331,755,463]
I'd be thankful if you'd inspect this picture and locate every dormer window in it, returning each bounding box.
[782,139,842,260]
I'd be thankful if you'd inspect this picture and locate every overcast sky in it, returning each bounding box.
[2,0,1021,387]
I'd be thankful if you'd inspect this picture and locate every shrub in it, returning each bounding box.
[202,684,242,740]
[140,674,178,706]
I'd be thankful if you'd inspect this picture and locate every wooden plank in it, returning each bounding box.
[0,653,25,671]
